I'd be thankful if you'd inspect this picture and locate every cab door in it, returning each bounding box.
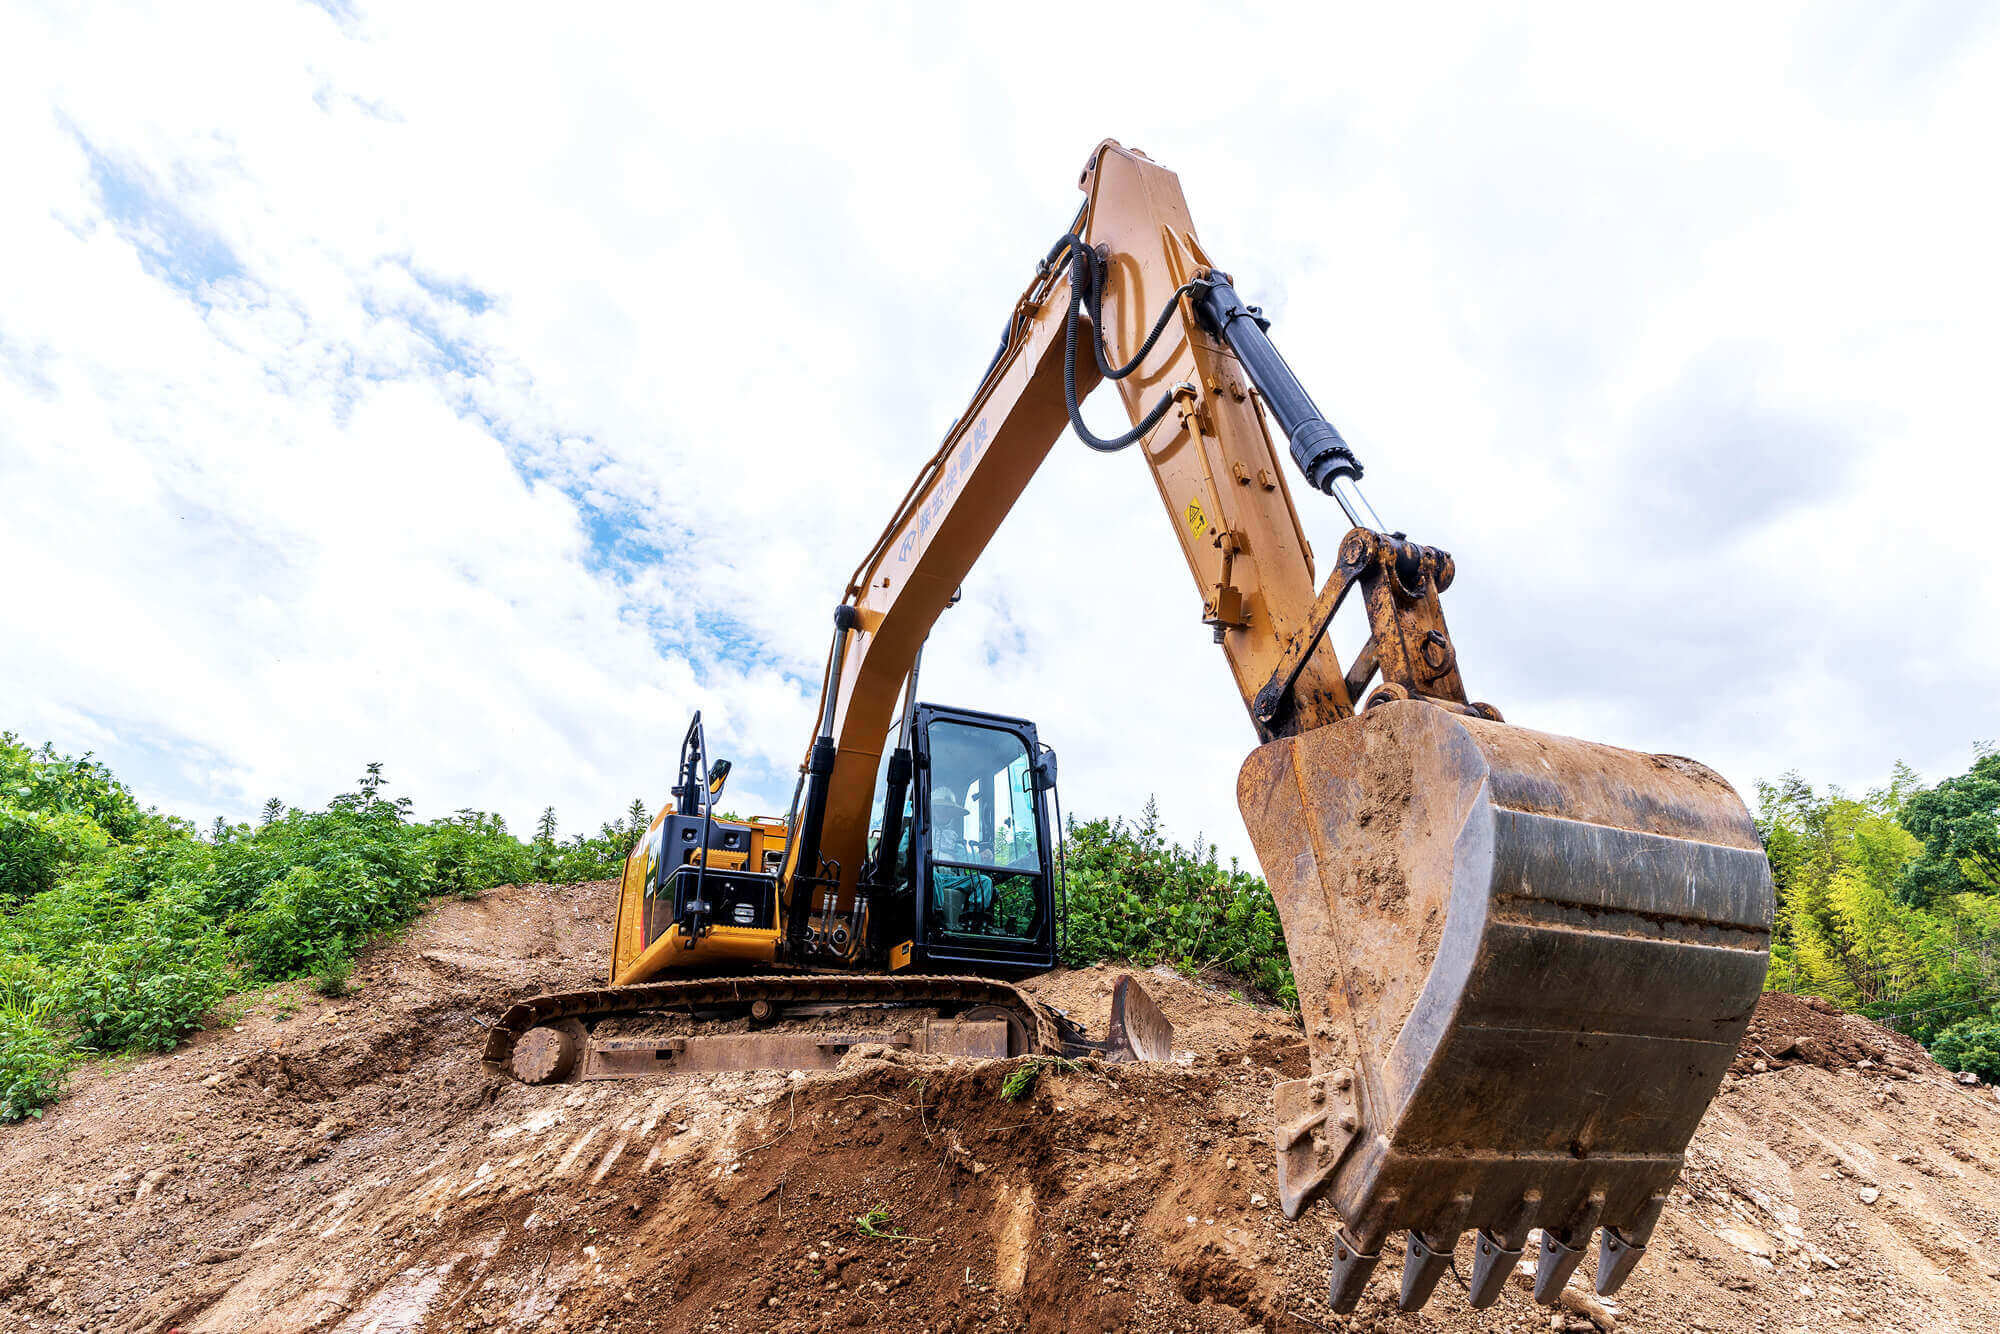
[910,704,1057,974]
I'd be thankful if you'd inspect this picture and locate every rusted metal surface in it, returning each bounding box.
[1255,526,1498,740]
[569,1019,1012,1079]
[1107,975,1174,1064]
[509,1019,582,1085]
[1239,700,1772,1311]
[484,974,1173,1083]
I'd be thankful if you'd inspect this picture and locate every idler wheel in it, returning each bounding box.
[511,1022,582,1084]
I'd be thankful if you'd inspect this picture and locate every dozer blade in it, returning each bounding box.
[1107,974,1175,1063]
[1240,700,1771,1312]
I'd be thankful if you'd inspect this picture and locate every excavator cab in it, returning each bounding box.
[868,703,1060,977]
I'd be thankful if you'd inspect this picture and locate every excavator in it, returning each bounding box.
[482,141,1774,1315]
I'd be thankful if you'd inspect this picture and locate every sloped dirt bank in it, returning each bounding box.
[3,880,1998,1332]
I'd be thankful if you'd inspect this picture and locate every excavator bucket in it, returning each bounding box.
[1238,700,1772,1313]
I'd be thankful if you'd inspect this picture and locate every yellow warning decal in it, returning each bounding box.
[1184,498,1207,537]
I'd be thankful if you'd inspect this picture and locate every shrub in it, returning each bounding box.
[0,999,71,1121]
[0,804,112,900]
[1059,802,1295,1006]
[421,810,532,898]
[0,731,157,844]
[1931,1014,2000,1084]
[312,944,354,999]
[0,952,53,1010]
[233,862,419,981]
[53,898,230,1051]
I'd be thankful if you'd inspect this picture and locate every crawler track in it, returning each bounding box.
[481,973,1068,1078]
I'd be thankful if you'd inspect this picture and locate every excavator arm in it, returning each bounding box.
[789,142,1359,906]
[768,141,1771,1314]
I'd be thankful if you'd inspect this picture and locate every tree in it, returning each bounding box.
[260,798,284,826]
[1931,1015,2000,1083]
[1899,748,2000,908]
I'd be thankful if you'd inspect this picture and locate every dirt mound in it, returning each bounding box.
[1731,990,1935,1077]
[3,882,1999,1332]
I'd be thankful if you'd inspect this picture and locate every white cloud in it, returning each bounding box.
[2,2,1997,865]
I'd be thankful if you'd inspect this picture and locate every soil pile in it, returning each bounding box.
[3,880,1998,1333]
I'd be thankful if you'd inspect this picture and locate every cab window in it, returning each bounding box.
[924,720,1044,942]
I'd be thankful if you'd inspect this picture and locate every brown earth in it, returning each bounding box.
[3,879,1999,1333]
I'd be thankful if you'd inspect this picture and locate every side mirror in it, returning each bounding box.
[707,759,732,799]
[1033,746,1058,792]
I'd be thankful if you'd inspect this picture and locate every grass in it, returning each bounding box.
[855,1207,928,1241]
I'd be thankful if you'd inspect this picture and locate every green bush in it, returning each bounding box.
[422,810,532,897]
[0,730,159,845]
[0,999,71,1121]
[312,943,354,999]
[0,804,113,901]
[233,861,418,981]
[1060,802,1295,1006]
[1930,1014,2000,1083]
[0,952,53,1009]
[53,898,230,1051]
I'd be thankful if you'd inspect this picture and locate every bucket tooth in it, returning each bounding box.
[1467,1229,1522,1309]
[1535,1190,1603,1305]
[1596,1193,1665,1295]
[1398,1230,1456,1311]
[1328,1229,1383,1313]
[1596,1227,1644,1294]
[1535,1230,1589,1304]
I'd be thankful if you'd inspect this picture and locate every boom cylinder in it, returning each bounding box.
[1194,276,1382,529]
[786,604,860,957]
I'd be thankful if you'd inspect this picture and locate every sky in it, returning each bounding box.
[2,2,1997,865]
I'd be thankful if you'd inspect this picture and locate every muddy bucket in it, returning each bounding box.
[1238,700,1772,1311]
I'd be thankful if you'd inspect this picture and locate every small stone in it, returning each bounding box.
[1956,1070,1980,1086]
[1856,1058,1875,1070]
[1251,1194,1267,1208]
[1753,1059,1768,1073]
[1858,1187,1879,1205]
[1717,1226,1775,1259]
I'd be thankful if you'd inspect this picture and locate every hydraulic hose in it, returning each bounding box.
[1045,232,1204,453]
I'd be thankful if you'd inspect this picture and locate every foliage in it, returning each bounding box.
[1759,762,2000,1044]
[854,1207,928,1241]
[1930,1015,2000,1084]
[423,810,533,898]
[999,1060,1042,1102]
[1059,799,1295,1006]
[0,732,653,1124]
[51,896,231,1051]
[531,805,652,884]
[1898,748,2000,908]
[313,944,354,999]
[0,998,71,1122]
[1,730,182,901]
[0,953,52,1010]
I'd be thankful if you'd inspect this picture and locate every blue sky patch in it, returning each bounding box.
[79,135,243,300]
